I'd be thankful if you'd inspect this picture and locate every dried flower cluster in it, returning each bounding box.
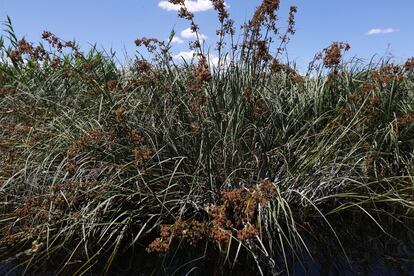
[42,31,83,58]
[8,38,48,64]
[133,145,152,172]
[0,181,88,249]
[220,179,276,226]
[371,66,404,87]
[146,180,277,253]
[396,112,414,127]
[271,59,304,84]
[146,219,208,253]
[114,106,126,122]
[134,59,152,73]
[167,0,194,21]
[106,79,117,91]
[404,57,414,72]
[190,95,207,114]
[320,42,351,70]
[287,6,298,35]
[185,56,211,116]
[276,5,298,54]
[337,59,414,132]
[211,0,228,24]
[66,129,114,174]
[126,59,162,90]
[134,38,165,53]
[211,0,235,55]
[146,225,172,253]
[165,0,206,53]
[0,86,17,96]
[241,0,281,62]
[249,0,280,34]
[189,56,211,86]
[243,87,269,119]
[127,129,153,172]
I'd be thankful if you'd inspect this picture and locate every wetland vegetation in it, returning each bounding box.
[1,1,414,274]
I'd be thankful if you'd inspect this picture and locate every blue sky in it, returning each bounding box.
[1,0,413,68]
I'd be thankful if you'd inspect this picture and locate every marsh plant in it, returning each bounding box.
[1,0,414,274]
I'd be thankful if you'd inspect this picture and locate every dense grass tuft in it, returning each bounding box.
[1,2,414,274]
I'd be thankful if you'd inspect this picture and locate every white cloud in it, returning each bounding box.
[181,27,207,41]
[171,36,184,44]
[158,0,213,13]
[366,28,396,35]
[172,51,221,68]
[172,50,196,62]
[209,56,220,67]
[158,1,179,11]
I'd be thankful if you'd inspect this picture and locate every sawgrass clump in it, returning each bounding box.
[0,1,414,274]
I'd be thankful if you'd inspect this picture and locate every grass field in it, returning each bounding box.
[1,1,414,274]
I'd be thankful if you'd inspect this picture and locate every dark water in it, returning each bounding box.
[288,217,414,275]
[2,218,414,275]
[291,232,414,275]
